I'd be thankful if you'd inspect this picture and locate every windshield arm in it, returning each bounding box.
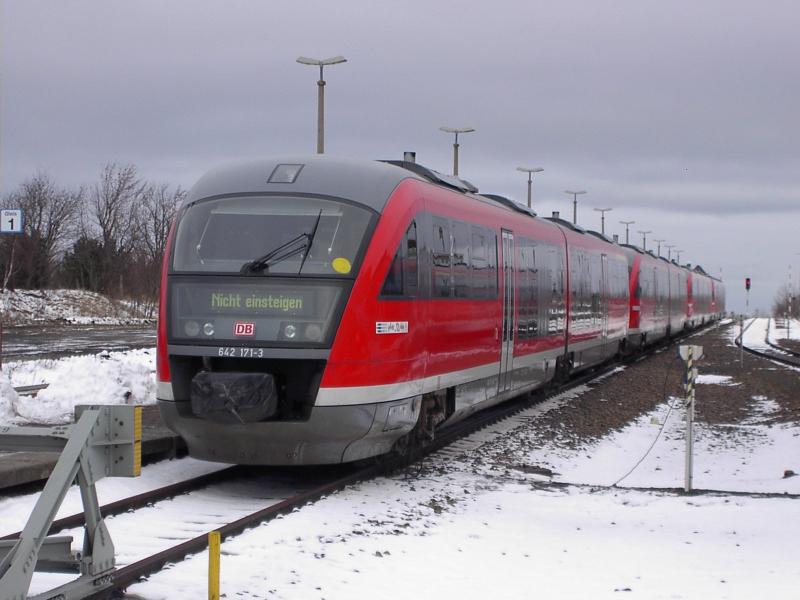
[297,209,323,274]
[240,233,309,274]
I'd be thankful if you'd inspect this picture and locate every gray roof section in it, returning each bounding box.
[182,155,423,213]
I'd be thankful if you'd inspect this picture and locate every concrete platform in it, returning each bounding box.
[0,405,185,492]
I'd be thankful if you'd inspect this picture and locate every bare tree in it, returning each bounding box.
[0,172,82,289]
[89,163,145,294]
[131,183,184,314]
[772,284,800,319]
[138,183,183,267]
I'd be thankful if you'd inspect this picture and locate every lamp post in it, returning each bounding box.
[516,167,544,209]
[638,230,652,251]
[653,239,666,257]
[593,207,612,235]
[675,249,684,264]
[619,220,635,244]
[296,55,347,154]
[565,190,587,225]
[439,127,475,176]
[665,244,675,261]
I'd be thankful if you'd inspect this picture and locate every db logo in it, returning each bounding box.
[233,322,255,336]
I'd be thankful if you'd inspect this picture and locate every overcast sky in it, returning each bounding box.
[2,0,798,312]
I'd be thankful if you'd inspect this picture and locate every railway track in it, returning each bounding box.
[736,318,800,368]
[766,318,800,359]
[7,324,714,599]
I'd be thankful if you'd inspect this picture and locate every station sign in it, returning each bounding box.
[0,209,23,234]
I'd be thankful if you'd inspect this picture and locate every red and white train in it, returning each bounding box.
[156,156,725,465]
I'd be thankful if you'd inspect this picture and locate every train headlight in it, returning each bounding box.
[203,322,215,337]
[284,324,297,339]
[304,323,323,341]
[184,320,200,337]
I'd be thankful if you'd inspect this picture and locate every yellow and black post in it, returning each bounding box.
[679,344,703,492]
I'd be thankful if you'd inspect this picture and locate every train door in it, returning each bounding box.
[499,230,515,393]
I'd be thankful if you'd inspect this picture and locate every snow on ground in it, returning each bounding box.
[0,288,153,325]
[768,317,800,343]
[0,457,225,539]
[2,326,798,598]
[0,370,18,421]
[0,348,156,424]
[695,373,738,385]
[730,317,770,350]
[127,367,798,600]
[130,480,797,600]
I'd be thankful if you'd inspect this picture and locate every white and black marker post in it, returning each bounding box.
[0,208,24,369]
[679,344,703,492]
[741,277,751,368]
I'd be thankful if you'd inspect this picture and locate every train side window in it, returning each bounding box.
[470,226,489,298]
[452,221,471,298]
[380,220,418,298]
[516,239,539,339]
[432,217,452,298]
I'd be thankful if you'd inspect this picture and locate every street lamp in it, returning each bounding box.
[296,55,347,154]
[439,127,475,176]
[564,190,587,225]
[674,249,684,264]
[593,207,612,235]
[665,244,675,261]
[619,220,635,244]
[637,230,652,251]
[516,167,544,209]
[653,239,666,257]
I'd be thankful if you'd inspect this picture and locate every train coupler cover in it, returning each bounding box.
[190,371,278,424]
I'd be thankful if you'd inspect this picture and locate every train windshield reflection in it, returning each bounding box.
[172,195,373,276]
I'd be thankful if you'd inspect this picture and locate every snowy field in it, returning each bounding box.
[2,324,798,599]
[0,348,156,424]
[0,288,153,325]
[128,379,799,600]
[768,317,800,343]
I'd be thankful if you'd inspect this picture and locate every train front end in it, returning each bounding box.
[156,157,412,465]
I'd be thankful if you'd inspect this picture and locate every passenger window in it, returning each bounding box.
[380,220,419,297]
[432,217,452,297]
[453,221,470,298]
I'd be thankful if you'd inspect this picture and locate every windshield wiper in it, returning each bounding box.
[240,234,310,274]
[297,210,323,274]
[239,210,323,275]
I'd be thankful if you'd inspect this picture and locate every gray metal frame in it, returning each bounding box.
[0,405,141,600]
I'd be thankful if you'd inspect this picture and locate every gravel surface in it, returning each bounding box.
[486,323,799,455]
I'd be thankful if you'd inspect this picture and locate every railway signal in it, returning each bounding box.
[745,277,751,290]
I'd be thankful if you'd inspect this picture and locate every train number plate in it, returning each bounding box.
[376,321,409,334]
[217,347,265,358]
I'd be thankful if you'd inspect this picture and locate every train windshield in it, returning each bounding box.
[172,195,374,276]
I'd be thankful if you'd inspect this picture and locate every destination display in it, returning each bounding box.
[175,284,316,317]
[169,279,347,345]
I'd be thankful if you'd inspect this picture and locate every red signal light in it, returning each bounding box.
[745,277,751,291]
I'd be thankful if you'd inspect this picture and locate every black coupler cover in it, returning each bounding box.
[190,371,278,424]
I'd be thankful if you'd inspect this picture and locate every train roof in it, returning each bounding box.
[182,156,645,258]
[184,155,545,221]
[586,230,616,244]
[183,155,426,213]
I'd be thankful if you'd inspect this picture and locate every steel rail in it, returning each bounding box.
[735,318,800,368]
[765,318,800,359]
[0,466,244,542]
